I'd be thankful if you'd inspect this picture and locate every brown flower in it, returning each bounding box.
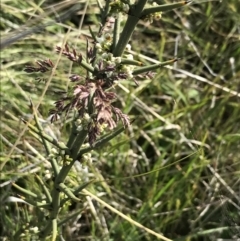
[49,76,129,145]
[56,44,82,63]
[24,59,54,73]
[25,42,132,146]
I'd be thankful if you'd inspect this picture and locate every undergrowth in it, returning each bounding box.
[0,0,240,241]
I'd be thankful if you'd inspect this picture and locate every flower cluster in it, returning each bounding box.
[55,44,82,63]
[49,72,130,145]
[24,59,54,73]
[24,4,156,146]
[24,41,131,145]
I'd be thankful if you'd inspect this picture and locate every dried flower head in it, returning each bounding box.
[24,59,54,73]
[49,75,130,145]
[25,34,137,146]
[56,44,82,63]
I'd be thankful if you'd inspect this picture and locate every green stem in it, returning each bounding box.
[31,101,51,156]
[121,58,143,66]
[66,120,78,149]
[70,130,88,161]
[141,1,190,17]
[40,188,60,239]
[113,0,148,57]
[80,60,95,73]
[55,129,87,187]
[51,188,61,218]
[52,219,58,241]
[113,14,138,57]
[21,198,51,208]
[77,124,127,158]
[12,183,38,198]
[35,174,52,203]
[101,0,110,20]
[60,179,95,206]
[58,183,81,202]
[132,58,178,75]
[22,118,69,152]
[112,12,121,51]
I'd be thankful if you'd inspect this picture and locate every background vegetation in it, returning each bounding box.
[1,0,240,240]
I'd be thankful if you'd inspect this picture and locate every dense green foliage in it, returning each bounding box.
[1,0,240,240]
